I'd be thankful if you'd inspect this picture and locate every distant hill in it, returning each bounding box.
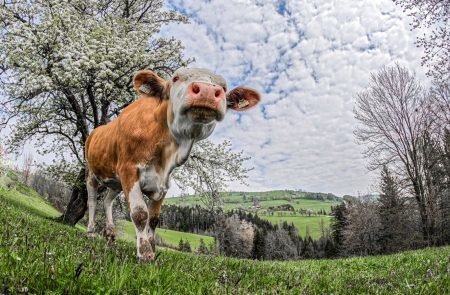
[171,190,340,203]
[165,190,342,239]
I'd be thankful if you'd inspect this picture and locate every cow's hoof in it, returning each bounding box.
[138,238,155,263]
[104,225,116,245]
[150,239,156,252]
[87,231,97,238]
[138,252,155,264]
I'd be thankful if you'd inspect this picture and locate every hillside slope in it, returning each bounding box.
[0,174,213,250]
[1,186,448,294]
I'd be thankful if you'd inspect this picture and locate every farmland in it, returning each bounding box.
[165,191,341,238]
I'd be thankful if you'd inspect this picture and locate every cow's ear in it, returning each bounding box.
[227,87,261,111]
[133,70,168,99]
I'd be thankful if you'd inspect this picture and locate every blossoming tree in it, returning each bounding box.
[0,0,251,225]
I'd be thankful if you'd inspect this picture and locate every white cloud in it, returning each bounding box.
[161,0,429,197]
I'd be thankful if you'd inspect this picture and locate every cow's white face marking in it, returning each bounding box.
[168,68,227,141]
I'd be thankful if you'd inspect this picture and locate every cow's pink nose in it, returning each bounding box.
[188,82,225,102]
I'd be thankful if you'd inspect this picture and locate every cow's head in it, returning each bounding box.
[133,68,260,140]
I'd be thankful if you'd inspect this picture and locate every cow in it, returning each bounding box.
[85,68,260,262]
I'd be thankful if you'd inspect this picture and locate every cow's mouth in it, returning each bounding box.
[186,106,220,123]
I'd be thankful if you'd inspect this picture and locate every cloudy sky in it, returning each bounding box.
[161,0,428,196]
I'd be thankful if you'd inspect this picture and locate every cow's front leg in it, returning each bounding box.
[121,167,155,263]
[148,192,167,251]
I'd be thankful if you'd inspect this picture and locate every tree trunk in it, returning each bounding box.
[57,167,88,225]
[413,180,435,245]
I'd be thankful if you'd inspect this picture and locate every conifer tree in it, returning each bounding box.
[331,202,347,254]
[378,166,410,252]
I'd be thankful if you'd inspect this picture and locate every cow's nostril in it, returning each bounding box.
[192,84,200,94]
[215,89,222,97]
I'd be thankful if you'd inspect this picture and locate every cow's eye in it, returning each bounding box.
[172,76,179,83]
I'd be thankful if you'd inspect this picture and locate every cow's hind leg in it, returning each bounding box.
[104,188,119,244]
[87,173,99,238]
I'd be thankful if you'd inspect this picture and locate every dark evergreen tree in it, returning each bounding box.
[252,228,266,260]
[378,166,410,252]
[331,202,347,255]
[324,237,336,258]
[183,240,192,253]
[198,238,208,254]
[302,236,315,258]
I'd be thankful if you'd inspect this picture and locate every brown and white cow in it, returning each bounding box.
[85,68,260,262]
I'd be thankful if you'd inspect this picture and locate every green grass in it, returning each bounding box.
[262,215,332,239]
[0,175,61,218]
[0,193,449,294]
[116,220,214,250]
[0,174,213,251]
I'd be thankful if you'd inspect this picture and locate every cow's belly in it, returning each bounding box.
[101,178,122,191]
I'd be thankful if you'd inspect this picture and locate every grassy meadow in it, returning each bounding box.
[0,174,214,251]
[263,215,332,239]
[0,186,448,294]
[116,220,214,250]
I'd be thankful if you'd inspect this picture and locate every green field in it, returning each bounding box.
[1,187,448,294]
[165,191,340,212]
[165,192,340,239]
[262,214,332,239]
[117,220,214,250]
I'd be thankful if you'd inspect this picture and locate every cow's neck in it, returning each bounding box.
[138,106,196,199]
[138,100,215,199]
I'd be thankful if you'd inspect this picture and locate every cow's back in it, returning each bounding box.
[85,98,172,180]
[85,121,120,179]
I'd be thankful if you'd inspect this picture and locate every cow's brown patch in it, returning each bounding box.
[131,206,148,232]
[148,193,166,230]
[149,216,159,230]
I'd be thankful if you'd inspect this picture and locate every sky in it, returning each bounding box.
[160,0,428,197]
[1,0,429,197]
